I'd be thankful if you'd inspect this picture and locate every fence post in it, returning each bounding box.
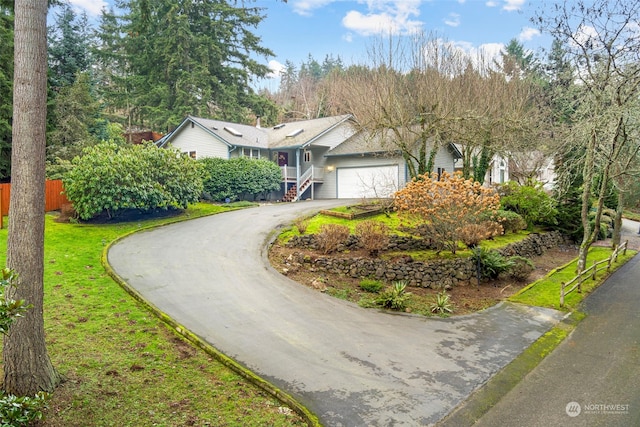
[624,240,628,256]
[591,260,597,281]
[578,275,583,294]
[560,282,565,307]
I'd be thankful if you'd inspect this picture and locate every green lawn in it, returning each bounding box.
[509,246,637,311]
[0,203,305,427]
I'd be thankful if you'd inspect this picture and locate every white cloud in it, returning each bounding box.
[444,13,460,28]
[341,0,423,36]
[69,0,107,16]
[503,0,525,12]
[267,60,286,79]
[449,40,505,71]
[519,26,540,41]
[486,1,498,7]
[291,0,336,17]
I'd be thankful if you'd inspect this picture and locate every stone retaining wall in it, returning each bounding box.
[284,230,569,289]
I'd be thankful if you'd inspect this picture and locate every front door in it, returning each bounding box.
[277,152,288,167]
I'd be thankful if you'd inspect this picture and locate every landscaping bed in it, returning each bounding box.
[269,238,579,316]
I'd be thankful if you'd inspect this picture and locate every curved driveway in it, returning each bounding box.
[108,201,564,426]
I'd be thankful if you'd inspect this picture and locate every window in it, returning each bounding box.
[242,148,260,159]
[184,151,196,159]
[304,150,311,162]
[437,167,445,180]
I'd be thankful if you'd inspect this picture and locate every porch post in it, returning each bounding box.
[295,149,301,201]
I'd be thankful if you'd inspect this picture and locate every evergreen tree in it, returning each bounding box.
[118,0,276,129]
[48,3,92,90]
[47,72,103,178]
[0,2,13,179]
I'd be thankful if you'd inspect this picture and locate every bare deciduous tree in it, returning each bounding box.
[536,0,640,271]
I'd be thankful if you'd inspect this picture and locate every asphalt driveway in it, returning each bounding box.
[107,200,564,426]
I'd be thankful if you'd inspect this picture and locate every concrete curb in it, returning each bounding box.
[100,213,322,427]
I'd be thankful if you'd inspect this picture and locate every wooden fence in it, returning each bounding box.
[0,179,69,217]
[560,240,629,307]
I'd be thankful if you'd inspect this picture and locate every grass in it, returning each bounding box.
[509,246,637,311]
[0,203,306,427]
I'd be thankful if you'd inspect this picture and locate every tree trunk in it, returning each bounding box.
[3,0,59,395]
[577,130,597,273]
[611,191,624,248]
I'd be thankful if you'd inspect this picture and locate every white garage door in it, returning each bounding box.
[337,165,399,199]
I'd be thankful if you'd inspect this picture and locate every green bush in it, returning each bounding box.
[376,281,412,310]
[493,210,527,234]
[0,269,30,335]
[359,279,384,293]
[0,392,49,426]
[199,157,281,202]
[64,143,203,220]
[499,181,558,229]
[471,247,514,280]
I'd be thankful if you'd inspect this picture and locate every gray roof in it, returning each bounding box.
[160,114,353,150]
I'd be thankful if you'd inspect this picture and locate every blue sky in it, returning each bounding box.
[65,0,550,89]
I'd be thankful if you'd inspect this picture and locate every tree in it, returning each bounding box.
[394,171,501,254]
[115,0,277,130]
[47,3,91,90]
[536,0,640,271]
[4,0,60,396]
[0,1,13,180]
[46,72,102,178]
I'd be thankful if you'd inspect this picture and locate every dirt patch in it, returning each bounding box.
[268,242,579,316]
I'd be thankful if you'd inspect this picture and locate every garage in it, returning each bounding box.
[337,165,400,199]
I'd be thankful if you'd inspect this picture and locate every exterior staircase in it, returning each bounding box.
[282,174,313,202]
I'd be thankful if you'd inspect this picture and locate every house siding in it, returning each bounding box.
[168,125,230,159]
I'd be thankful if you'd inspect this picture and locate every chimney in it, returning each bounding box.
[256,115,261,128]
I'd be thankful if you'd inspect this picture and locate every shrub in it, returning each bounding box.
[355,220,390,256]
[499,181,558,229]
[359,279,384,293]
[199,157,281,202]
[459,221,504,248]
[64,142,203,220]
[491,210,527,234]
[0,268,31,335]
[315,224,350,254]
[0,392,49,426]
[394,171,501,254]
[507,256,535,281]
[376,281,412,310]
[471,247,514,280]
[430,291,453,316]
[294,217,309,234]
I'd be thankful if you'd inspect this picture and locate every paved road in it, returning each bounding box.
[108,201,564,426]
[443,220,640,427]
